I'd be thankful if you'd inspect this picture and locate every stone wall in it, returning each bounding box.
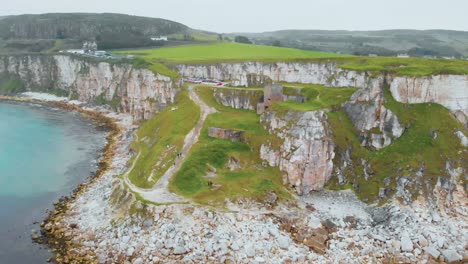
[208,127,245,142]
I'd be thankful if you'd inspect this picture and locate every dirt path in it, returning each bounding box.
[123,86,217,204]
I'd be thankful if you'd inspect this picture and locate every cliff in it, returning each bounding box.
[178,62,467,197]
[212,87,263,110]
[0,55,180,121]
[176,62,468,123]
[260,111,335,194]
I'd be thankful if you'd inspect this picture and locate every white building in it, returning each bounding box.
[151,36,168,41]
[66,49,85,54]
[397,53,410,58]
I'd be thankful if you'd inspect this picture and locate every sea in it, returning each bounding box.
[0,101,107,263]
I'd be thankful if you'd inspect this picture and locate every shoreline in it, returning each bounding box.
[0,94,466,263]
[0,94,128,263]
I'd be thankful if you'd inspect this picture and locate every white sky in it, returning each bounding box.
[1,0,467,33]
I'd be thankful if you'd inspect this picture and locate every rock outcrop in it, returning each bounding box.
[389,75,468,118]
[260,111,335,194]
[0,55,180,120]
[212,87,262,110]
[177,62,467,124]
[343,77,405,149]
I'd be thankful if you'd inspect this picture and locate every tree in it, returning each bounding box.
[272,40,281,47]
[234,36,252,44]
[218,34,223,41]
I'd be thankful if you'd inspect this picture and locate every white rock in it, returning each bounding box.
[132,258,143,264]
[244,243,256,258]
[126,247,135,257]
[373,234,386,242]
[432,211,441,222]
[277,235,290,250]
[401,234,413,252]
[255,256,266,263]
[173,246,188,255]
[437,236,445,248]
[442,249,462,263]
[418,235,429,247]
[423,246,440,259]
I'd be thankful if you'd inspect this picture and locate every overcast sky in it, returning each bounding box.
[2,0,467,32]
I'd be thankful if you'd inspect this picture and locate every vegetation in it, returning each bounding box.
[116,42,468,77]
[236,29,468,57]
[337,56,468,76]
[234,36,252,44]
[326,84,467,203]
[128,89,200,188]
[168,31,218,42]
[169,86,289,205]
[0,79,25,94]
[271,83,358,114]
[115,42,348,64]
[0,13,189,50]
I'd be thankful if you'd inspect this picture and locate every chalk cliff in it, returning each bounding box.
[0,55,180,120]
[177,62,467,122]
[260,111,335,194]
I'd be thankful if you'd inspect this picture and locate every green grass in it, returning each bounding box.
[128,89,200,188]
[0,79,25,94]
[115,42,348,64]
[338,57,468,76]
[116,42,468,77]
[271,83,358,114]
[326,84,467,202]
[168,32,218,42]
[169,86,289,205]
[128,57,180,78]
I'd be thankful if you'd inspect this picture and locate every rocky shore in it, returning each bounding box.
[3,93,466,263]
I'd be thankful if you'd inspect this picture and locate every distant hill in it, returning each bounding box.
[0,13,192,51]
[233,30,468,58]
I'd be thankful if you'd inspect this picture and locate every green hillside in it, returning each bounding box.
[115,42,348,64]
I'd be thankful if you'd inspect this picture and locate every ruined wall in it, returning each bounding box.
[208,127,245,142]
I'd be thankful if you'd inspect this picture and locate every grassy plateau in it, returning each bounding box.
[116,42,468,77]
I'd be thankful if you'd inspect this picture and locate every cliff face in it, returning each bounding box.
[178,62,467,195]
[260,111,335,194]
[389,75,468,124]
[212,87,263,110]
[0,55,180,120]
[177,62,467,119]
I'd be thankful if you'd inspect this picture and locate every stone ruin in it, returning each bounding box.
[257,83,306,114]
[208,127,245,142]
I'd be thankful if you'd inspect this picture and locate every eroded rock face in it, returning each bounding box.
[212,87,262,110]
[389,75,468,122]
[343,77,405,149]
[261,111,335,194]
[0,55,180,121]
[177,62,368,88]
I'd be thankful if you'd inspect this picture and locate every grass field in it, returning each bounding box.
[271,83,358,114]
[115,42,348,64]
[116,42,468,77]
[128,89,200,188]
[169,86,289,205]
[326,84,467,203]
[338,57,468,76]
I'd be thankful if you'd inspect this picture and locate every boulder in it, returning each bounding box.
[423,246,440,259]
[442,249,462,263]
[401,233,413,252]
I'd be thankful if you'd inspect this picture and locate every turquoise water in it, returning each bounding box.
[0,101,106,263]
